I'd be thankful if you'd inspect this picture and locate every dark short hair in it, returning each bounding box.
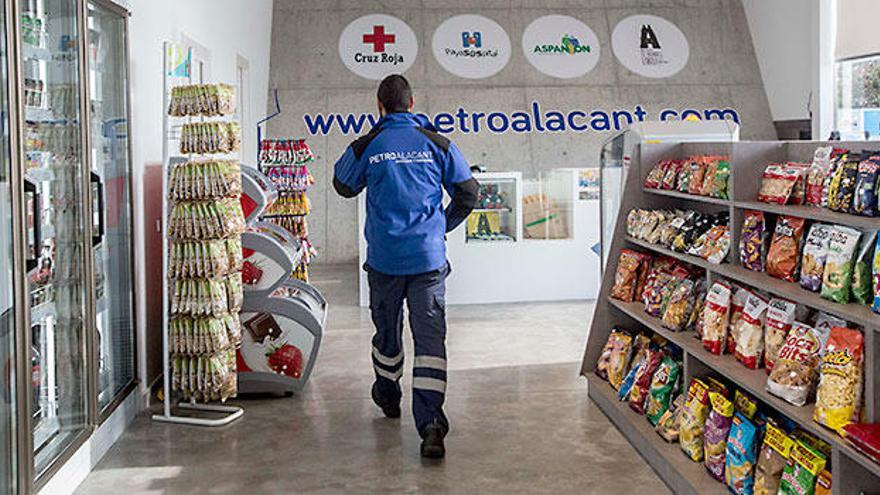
[377,74,412,113]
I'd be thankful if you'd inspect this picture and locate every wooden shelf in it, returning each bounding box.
[643,188,731,206]
[586,374,728,495]
[735,200,880,231]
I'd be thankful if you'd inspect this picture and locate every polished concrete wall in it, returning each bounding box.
[267,0,775,264]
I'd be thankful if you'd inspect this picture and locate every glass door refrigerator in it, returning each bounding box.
[85,0,135,417]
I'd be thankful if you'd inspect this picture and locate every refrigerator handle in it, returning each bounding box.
[24,178,40,272]
[90,171,105,247]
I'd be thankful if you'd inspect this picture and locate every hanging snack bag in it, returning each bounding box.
[702,282,733,355]
[735,292,769,370]
[851,232,876,305]
[704,391,735,481]
[662,279,696,331]
[754,422,795,495]
[814,327,864,434]
[764,298,797,372]
[740,210,768,272]
[655,394,685,442]
[725,412,759,495]
[821,226,861,304]
[800,224,832,292]
[758,164,800,204]
[767,216,806,282]
[629,349,663,414]
[728,286,751,355]
[852,156,880,215]
[595,328,631,382]
[806,147,833,206]
[778,441,827,495]
[680,378,712,462]
[766,322,824,406]
[830,156,860,213]
[610,249,644,302]
[645,356,682,425]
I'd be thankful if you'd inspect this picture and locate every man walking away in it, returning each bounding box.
[332,74,478,458]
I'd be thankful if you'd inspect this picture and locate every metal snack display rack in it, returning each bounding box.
[581,140,880,494]
[153,42,243,427]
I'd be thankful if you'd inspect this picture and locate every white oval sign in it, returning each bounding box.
[339,14,418,80]
[521,15,600,79]
[611,14,689,78]
[431,14,511,79]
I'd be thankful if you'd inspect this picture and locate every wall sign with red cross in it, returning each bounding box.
[363,25,395,53]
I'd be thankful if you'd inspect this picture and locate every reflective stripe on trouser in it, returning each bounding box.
[367,263,450,437]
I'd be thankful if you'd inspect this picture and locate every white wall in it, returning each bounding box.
[126,0,274,398]
[742,0,814,122]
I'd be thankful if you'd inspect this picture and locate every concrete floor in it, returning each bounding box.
[75,264,669,494]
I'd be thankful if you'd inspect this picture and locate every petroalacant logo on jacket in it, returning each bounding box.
[522,15,600,79]
[533,34,591,55]
[339,14,417,80]
[612,14,689,78]
[368,150,435,165]
[432,14,511,79]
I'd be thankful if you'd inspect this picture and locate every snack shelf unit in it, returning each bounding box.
[152,43,243,427]
[581,141,880,494]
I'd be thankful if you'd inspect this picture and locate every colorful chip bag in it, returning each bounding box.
[725,412,758,495]
[704,391,735,481]
[680,378,712,462]
[610,249,644,302]
[814,469,832,495]
[767,216,806,282]
[851,156,880,216]
[821,226,861,304]
[764,298,797,372]
[830,157,859,213]
[758,164,800,204]
[851,232,876,305]
[814,327,864,434]
[645,356,682,425]
[702,282,733,355]
[740,210,767,272]
[754,422,795,495]
[766,322,824,406]
[777,441,827,495]
[628,349,663,414]
[595,328,633,387]
[655,394,685,442]
[661,279,695,331]
[873,233,880,314]
[800,223,832,292]
[735,292,768,369]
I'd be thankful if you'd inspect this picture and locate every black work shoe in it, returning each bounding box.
[371,385,401,419]
[420,424,446,458]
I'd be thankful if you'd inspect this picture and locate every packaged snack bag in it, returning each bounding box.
[830,157,859,213]
[702,282,732,355]
[788,163,810,205]
[688,158,707,195]
[680,378,712,462]
[610,249,644,302]
[799,224,832,292]
[767,216,806,282]
[595,328,632,384]
[645,159,670,189]
[698,225,730,264]
[661,279,695,331]
[764,298,797,372]
[629,333,652,371]
[821,226,861,303]
[777,441,826,495]
[686,279,707,335]
[645,356,682,425]
[766,322,824,406]
[734,390,758,420]
[851,156,880,215]
[806,147,832,206]
[873,233,880,313]
[842,423,880,464]
[655,394,685,442]
[740,210,767,272]
[813,312,845,343]
[735,292,768,369]
[617,360,642,401]
[662,159,683,190]
[629,349,663,414]
[814,469,832,495]
[676,162,692,192]
[754,422,795,495]
[814,327,864,433]
[711,160,730,199]
[758,164,800,204]
[725,412,758,495]
[728,286,751,355]
[704,391,735,481]
[851,232,876,305]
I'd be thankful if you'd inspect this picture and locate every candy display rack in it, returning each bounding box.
[258,138,316,282]
[581,140,880,494]
[153,42,244,427]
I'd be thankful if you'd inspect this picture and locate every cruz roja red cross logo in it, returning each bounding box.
[363,25,395,53]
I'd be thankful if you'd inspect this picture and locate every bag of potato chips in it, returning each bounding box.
[813,327,864,434]
[680,378,712,462]
[821,226,861,304]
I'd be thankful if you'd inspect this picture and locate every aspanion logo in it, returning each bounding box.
[533,34,591,55]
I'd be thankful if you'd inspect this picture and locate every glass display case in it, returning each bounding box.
[465,172,521,243]
[87,0,135,413]
[521,169,575,241]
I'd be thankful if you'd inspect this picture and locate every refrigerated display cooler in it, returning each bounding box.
[2,0,137,490]
[598,120,740,271]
